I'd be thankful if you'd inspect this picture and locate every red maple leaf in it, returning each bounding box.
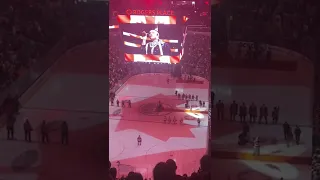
[115,94,201,141]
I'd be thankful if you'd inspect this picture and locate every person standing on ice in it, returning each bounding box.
[137,135,142,146]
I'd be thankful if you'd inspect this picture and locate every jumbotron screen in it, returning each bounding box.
[118,15,187,64]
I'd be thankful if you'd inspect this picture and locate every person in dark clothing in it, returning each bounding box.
[272,107,278,124]
[137,135,142,146]
[230,101,238,121]
[166,159,183,180]
[249,103,256,123]
[259,104,266,124]
[41,120,49,143]
[283,121,290,140]
[216,100,224,120]
[24,119,33,142]
[294,125,301,145]
[6,115,15,140]
[263,105,268,124]
[61,121,68,145]
[240,103,247,122]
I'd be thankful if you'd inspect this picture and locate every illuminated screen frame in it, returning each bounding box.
[118,15,188,64]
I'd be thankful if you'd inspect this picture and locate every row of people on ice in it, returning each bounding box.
[5,115,69,145]
[175,90,199,101]
[175,91,207,108]
[216,100,280,124]
[110,99,132,108]
[163,116,202,126]
[185,100,206,108]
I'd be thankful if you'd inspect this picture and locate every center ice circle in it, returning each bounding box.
[139,103,173,116]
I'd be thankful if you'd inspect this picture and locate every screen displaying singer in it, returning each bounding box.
[141,28,171,56]
[120,23,184,63]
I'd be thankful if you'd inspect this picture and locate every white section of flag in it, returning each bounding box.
[124,41,141,47]
[133,54,171,64]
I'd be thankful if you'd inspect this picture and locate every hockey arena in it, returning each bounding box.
[109,73,209,178]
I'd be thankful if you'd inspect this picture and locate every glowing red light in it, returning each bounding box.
[205,1,209,5]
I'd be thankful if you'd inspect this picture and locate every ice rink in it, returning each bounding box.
[109,73,209,178]
[0,41,110,180]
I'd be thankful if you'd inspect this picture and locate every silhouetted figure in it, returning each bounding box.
[272,107,278,124]
[230,101,238,121]
[116,99,119,107]
[61,121,69,145]
[249,103,256,123]
[41,121,49,143]
[6,115,15,140]
[239,103,247,122]
[259,104,267,124]
[286,127,293,147]
[283,121,290,140]
[153,162,172,180]
[24,119,32,142]
[216,100,224,120]
[294,126,301,145]
[166,159,183,180]
[263,105,268,124]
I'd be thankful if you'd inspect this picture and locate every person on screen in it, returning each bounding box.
[141,28,171,56]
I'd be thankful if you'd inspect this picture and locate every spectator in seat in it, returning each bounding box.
[153,162,173,180]
[110,167,117,180]
[166,159,183,180]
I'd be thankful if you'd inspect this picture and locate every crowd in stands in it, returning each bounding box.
[181,34,211,80]
[225,0,318,60]
[0,0,63,91]
[109,155,211,180]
